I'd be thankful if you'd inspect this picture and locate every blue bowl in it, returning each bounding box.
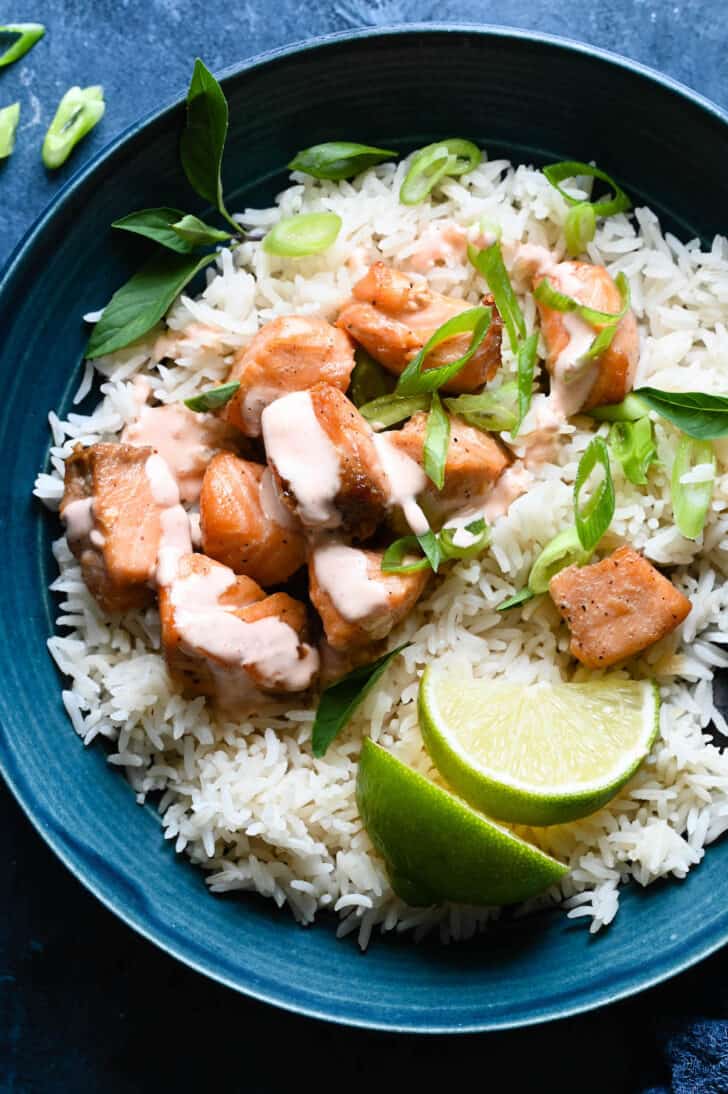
[2,26,728,1033]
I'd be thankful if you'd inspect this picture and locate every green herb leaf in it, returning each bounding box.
[564,202,597,256]
[172,213,233,247]
[417,529,442,573]
[542,161,632,218]
[85,250,217,359]
[588,393,650,422]
[184,381,240,413]
[262,212,342,257]
[423,392,450,489]
[634,388,728,440]
[574,436,615,551]
[311,643,410,758]
[443,384,518,433]
[468,241,526,353]
[112,208,195,253]
[528,526,592,594]
[289,141,397,180]
[496,587,536,611]
[395,306,492,396]
[439,518,490,561]
[609,417,658,485]
[0,23,44,67]
[180,58,235,229]
[671,435,715,539]
[359,392,430,428]
[514,332,539,437]
[400,138,480,205]
[42,85,105,170]
[381,536,432,574]
[0,102,20,159]
[349,348,396,408]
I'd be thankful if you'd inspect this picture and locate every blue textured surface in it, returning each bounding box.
[3,5,728,1091]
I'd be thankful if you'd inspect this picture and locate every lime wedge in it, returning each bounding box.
[419,667,660,826]
[356,738,567,906]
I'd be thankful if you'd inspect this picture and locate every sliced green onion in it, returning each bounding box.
[417,529,442,573]
[444,383,518,433]
[439,518,490,561]
[564,202,597,256]
[184,381,240,412]
[497,587,536,611]
[42,85,105,169]
[609,417,658,486]
[542,161,631,218]
[534,272,630,363]
[514,332,539,438]
[468,241,526,354]
[349,349,396,409]
[399,138,481,205]
[0,23,45,67]
[288,141,396,180]
[423,392,450,489]
[0,102,20,159]
[671,435,715,539]
[528,526,592,594]
[574,437,615,551]
[381,536,431,574]
[262,212,341,257]
[478,216,502,243]
[359,392,430,428]
[588,393,650,422]
[396,306,492,396]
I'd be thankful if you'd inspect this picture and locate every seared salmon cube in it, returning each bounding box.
[549,546,691,668]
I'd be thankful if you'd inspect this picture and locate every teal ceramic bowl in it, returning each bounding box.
[2,26,728,1032]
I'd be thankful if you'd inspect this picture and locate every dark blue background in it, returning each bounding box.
[3,3,728,1091]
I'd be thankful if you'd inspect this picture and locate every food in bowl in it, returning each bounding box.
[35,62,728,948]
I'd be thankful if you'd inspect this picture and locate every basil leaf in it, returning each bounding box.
[609,417,658,485]
[514,332,539,437]
[289,141,397,180]
[396,306,492,395]
[180,59,235,229]
[311,643,410,757]
[468,241,526,353]
[381,536,432,574]
[0,23,44,67]
[349,348,396,408]
[172,214,233,247]
[359,392,430,428]
[496,587,536,611]
[0,102,20,159]
[112,207,194,253]
[542,161,631,218]
[574,437,615,551]
[184,381,240,413]
[634,388,728,440]
[423,392,450,489]
[85,250,216,359]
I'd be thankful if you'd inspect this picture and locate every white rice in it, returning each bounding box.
[34,153,728,946]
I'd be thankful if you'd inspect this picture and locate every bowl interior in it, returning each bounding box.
[2,27,728,1032]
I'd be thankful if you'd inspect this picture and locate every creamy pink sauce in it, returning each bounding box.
[516,399,563,468]
[154,321,225,361]
[157,506,194,587]
[261,391,342,528]
[313,543,389,622]
[62,497,94,541]
[407,220,469,273]
[239,384,283,436]
[259,467,298,530]
[372,433,430,536]
[123,403,230,503]
[170,561,318,691]
[482,464,533,521]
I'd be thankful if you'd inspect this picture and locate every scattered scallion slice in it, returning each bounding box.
[609,417,658,486]
[42,85,105,169]
[564,202,597,256]
[349,349,396,409]
[514,332,539,437]
[528,527,592,594]
[423,392,450,489]
[184,381,240,413]
[288,141,396,180]
[262,212,341,257]
[542,160,632,218]
[417,530,442,573]
[0,102,20,159]
[311,643,410,757]
[496,587,535,612]
[359,392,430,428]
[0,22,45,68]
[439,518,490,561]
[574,436,615,551]
[381,535,432,575]
[468,241,526,353]
[395,306,492,395]
[588,393,650,422]
[534,272,630,362]
[400,138,480,205]
[671,435,715,540]
[444,383,518,433]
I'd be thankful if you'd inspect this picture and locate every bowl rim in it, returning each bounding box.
[3,23,728,1033]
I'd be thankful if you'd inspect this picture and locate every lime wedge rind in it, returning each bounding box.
[419,671,660,827]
